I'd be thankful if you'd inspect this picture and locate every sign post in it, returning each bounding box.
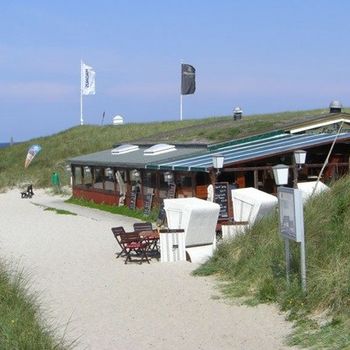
[277,187,306,292]
[129,190,137,210]
[167,183,176,199]
[213,182,229,220]
[143,193,153,216]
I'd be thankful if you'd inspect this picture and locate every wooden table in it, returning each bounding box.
[138,230,160,258]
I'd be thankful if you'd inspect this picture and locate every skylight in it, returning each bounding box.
[144,143,176,156]
[111,144,139,155]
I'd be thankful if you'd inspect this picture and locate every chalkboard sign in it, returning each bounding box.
[167,183,176,198]
[156,201,167,226]
[213,182,229,219]
[129,190,137,210]
[143,193,153,216]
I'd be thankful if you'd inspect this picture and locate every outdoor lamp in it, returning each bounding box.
[164,171,173,183]
[272,164,289,186]
[294,150,307,168]
[65,164,72,173]
[212,154,224,173]
[131,169,140,181]
[84,166,91,174]
[105,168,113,177]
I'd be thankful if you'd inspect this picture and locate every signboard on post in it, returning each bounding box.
[167,183,176,199]
[129,190,137,210]
[213,182,229,219]
[278,187,304,242]
[277,186,306,292]
[143,193,153,216]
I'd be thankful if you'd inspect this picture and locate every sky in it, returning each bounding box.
[1,0,350,142]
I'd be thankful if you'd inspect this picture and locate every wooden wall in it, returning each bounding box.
[73,187,119,206]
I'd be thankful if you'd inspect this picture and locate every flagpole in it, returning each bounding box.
[80,60,84,126]
[180,94,183,121]
[80,90,83,126]
[180,59,183,121]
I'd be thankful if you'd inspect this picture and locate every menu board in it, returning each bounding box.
[129,190,137,210]
[167,183,176,198]
[213,182,229,219]
[143,193,153,216]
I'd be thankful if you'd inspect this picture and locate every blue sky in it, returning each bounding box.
[1,1,350,141]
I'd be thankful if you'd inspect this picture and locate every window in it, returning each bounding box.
[111,144,139,155]
[144,144,176,156]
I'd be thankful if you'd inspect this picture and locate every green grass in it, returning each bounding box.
[0,261,73,350]
[0,107,340,190]
[44,207,77,215]
[194,176,350,349]
[66,197,159,222]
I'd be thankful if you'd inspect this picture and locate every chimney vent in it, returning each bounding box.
[233,106,243,120]
[329,100,343,113]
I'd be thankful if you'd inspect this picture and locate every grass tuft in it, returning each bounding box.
[0,261,73,349]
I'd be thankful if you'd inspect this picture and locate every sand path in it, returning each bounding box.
[0,189,296,350]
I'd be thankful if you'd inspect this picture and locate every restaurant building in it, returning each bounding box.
[68,104,350,211]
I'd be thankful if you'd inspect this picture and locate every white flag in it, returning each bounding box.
[81,62,96,95]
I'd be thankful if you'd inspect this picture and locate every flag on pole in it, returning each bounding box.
[81,62,96,95]
[181,63,196,95]
[24,144,42,168]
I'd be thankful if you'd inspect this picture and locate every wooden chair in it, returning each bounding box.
[133,222,153,232]
[111,227,127,258]
[111,226,150,264]
[133,222,159,257]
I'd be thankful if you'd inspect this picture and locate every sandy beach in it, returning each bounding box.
[0,189,297,350]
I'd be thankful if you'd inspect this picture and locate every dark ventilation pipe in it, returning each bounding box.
[233,106,243,120]
[329,100,343,113]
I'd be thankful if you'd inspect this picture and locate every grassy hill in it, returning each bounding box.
[0,107,340,190]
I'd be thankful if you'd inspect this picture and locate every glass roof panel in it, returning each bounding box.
[111,144,139,155]
[144,143,176,156]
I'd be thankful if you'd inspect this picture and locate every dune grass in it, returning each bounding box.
[194,176,350,349]
[0,261,73,350]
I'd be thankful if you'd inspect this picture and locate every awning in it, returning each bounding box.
[146,132,350,172]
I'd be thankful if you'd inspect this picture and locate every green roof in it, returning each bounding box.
[68,144,207,169]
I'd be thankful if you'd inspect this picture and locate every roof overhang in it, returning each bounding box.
[289,117,350,134]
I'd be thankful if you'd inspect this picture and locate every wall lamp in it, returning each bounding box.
[212,153,224,174]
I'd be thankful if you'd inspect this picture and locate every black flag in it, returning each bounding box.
[181,63,196,95]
